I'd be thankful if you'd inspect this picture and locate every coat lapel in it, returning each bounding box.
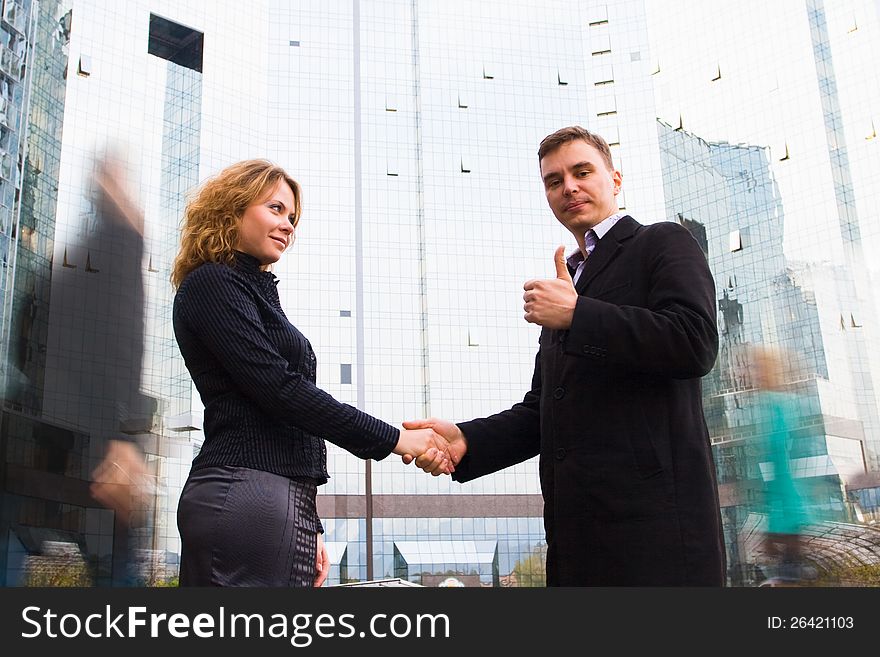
[575,215,639,295]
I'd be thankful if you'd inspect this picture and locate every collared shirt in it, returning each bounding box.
[567,212,626,286]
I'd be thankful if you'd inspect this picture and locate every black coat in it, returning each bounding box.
[454,216,726,586]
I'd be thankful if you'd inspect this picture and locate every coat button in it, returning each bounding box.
[553,387,565,400]
[555,448,566,460]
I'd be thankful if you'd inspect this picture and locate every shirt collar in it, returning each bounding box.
[566,212,626,269]
[590,212,625,241]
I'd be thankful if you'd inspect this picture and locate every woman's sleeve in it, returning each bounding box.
[177,266,398,460]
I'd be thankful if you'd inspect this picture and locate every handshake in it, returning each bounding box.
[392,418,467,476]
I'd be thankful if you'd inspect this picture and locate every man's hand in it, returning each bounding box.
[401,418,467,473]
[90,440,148,527]
[522,246,578,329]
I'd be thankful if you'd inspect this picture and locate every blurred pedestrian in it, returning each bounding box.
[750,345,816,585]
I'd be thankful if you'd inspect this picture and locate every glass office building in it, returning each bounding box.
[1,0,878,586]
[658,122,869,584]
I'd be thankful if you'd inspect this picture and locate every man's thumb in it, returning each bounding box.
[554,246,572,282]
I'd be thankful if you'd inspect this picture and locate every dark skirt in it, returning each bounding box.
[177,465,321,587]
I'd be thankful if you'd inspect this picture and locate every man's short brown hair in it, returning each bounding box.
[538,126,615,170]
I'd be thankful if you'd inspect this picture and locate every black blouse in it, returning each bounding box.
[173,252,399,483]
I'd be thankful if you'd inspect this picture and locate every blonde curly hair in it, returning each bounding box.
[171,159,301,289]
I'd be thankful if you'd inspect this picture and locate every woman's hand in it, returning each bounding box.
[393,428,454,475]
[314,533,329,587]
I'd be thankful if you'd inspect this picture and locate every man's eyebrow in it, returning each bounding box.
[542,161,594,184]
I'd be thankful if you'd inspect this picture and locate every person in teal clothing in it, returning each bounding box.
[751,345,816,584]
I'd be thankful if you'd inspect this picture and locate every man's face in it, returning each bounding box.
[540,139,622,237]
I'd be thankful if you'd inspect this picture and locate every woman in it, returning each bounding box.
[171,160,449,587]
[750,345,816,585]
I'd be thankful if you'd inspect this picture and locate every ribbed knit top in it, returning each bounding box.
[172,252,399,483]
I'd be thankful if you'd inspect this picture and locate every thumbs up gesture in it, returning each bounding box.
[523,246,578,329]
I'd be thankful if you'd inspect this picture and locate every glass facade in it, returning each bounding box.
[657,123,864,584]
[0,0,878,586]
[0,0,38,403]
[649,0,880,584]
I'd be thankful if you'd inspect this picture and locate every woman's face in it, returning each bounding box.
[235,179,297,265]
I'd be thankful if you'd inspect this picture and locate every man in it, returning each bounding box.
[84,154,155,585]
[406,126,725,586]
